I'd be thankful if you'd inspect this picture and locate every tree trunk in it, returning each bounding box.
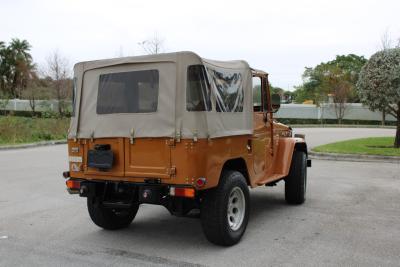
[382,110,385,126]
[29,97,35,117]
[395,106,400,148]
[56,81,63,117]
[395,119,400,148]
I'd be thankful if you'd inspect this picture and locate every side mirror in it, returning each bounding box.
[271,94,281,113]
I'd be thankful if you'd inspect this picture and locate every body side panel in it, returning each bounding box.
[68,136,253,190]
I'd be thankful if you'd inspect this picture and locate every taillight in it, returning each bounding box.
[66,179,81,190]
[196,177,207,188]
[169,187,195,198]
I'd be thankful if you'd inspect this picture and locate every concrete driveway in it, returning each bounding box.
[0,128,399,266]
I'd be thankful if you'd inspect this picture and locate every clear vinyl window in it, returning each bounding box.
[252,76,262,112]
[97,70,159,114]
[186,65,212,111]
[207,67,244,112]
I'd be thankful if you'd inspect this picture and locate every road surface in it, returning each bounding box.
[0,128,399,266]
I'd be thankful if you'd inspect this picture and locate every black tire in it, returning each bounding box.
[285,150,307,205]
[200,170,250,246]
[87,197,139,230]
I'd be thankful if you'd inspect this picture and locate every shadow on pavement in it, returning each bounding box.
[81,188,289,250]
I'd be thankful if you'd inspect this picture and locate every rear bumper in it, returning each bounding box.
[66,179,199,216]
[66,179,196,201]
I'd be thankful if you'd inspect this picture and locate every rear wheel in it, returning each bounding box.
[285,150,307,204]
[201,170,250,246]
[87,197,139,230]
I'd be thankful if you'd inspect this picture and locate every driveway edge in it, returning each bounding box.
[309,151,400,163]
[0,140,67,150]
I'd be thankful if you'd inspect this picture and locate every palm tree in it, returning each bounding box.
[7,39,34,98]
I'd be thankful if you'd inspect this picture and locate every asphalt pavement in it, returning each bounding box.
[0,128,399,266]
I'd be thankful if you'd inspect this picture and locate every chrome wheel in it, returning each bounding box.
[227,186,246,231]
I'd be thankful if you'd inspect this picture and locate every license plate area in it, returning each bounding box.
[87,144,114,171]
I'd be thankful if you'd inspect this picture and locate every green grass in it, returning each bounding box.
[313,137,400,157]
[0,116,70,145]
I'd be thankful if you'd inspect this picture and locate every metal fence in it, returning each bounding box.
[0,99,71,113]
[274,103,396,121]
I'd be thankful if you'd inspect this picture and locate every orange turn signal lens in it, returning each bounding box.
[170,187,195,198]
[66,179,81,190]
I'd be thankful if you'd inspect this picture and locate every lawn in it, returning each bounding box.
[0,116,70,145]
[313,137,400,157]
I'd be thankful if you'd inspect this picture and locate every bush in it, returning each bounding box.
[0,116,70,145]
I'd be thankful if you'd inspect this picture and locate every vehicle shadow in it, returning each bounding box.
[249,189,288,222]
[86,188,289,250]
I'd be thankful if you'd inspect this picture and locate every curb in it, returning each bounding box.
[0,140,67,150]
[309,151,400,164]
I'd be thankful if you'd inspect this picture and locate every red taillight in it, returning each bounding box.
[170,187,195,198]
[66,179,81,190]
[196,177,206,188]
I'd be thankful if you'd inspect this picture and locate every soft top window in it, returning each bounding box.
[186,65,211,111]
[206,67,244,112]
[97,70,159,114]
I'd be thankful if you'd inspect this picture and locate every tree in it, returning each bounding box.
[321,65,354,124]
[357,48,400,148]
[379,30,400,125]
[138,33,165,55]
[0,91,10,115]
[0,41,6,91]
[270,84,293,103]
[294,54,367,105]
[0,38,35,98]
[8,39,34,98]
[24,73,40,116]
[45,50,70,116]
[381,30,393,51]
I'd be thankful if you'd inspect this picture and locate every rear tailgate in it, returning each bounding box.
[84,138,125,177]
[81,138,173,180]
[124,138,172,179]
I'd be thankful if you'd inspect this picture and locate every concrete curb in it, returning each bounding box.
[0,140,67,150]
[309,151,400,164]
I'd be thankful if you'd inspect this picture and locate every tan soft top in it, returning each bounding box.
[69,51,254,139]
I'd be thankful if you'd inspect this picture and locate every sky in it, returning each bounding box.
[1,0,399,90]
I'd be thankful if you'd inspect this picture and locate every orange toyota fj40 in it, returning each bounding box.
[64,52,311,246]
